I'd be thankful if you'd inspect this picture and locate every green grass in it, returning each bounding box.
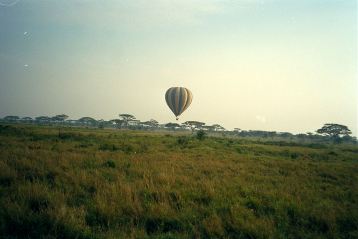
[0,124,357,238]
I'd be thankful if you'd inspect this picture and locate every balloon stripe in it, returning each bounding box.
[179,87,188,115]
[184,90,190,109]
[170,88,176,114]
[165,89,171,108]
[177,87,183,115]
[174,88,180,115]
[183,88,192,112]
[170,88,178,115]
[187,90,193,110]
[178,88,184,115]
[165,88,171,111]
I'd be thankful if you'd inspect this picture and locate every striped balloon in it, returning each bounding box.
[165,87,193,120]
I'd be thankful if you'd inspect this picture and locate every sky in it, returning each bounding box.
[0,0,357,135]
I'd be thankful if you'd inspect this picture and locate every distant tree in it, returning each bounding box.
[21,117,33,121]
[202,125,214,131]
[3,116,20,121]
[52,114,69,122]
[259,131,277,139]
[148,119,159,127]
[317,123,352,143]
[278,132,293,139]
[35,116,51,123]
[97,119,105,129]
[341,135,356,144]
[296,133,307,142]
[141,119,159,129]
[233,128,241,132]
[20,117,33,123]
[78,117,97,126]
[317,123,351,138]
[212,124,226,131]
[267,131,277,139]
[110,119,124,128]
[183,121,205,132]
[196,130,207,140]
[119,114,136,128]
[243,130,267,138]
[128,119,141,129]
[119,114,135,121]
[238,130,249,137]
[348,136,358,144]
[165,122,180,130]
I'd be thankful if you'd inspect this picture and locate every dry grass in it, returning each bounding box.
[0,124,357,238]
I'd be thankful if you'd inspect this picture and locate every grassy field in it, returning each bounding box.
[0,124,357,239]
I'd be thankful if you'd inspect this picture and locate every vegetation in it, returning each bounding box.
[0,123,357,238]
[165,123,181,130]
[316,124,353,144]
[183,121,206,133]
[196,130,207,141]
[1,114,356,145]
[118,114,137,128]
[316,123,352,137]
[52,114,69,122]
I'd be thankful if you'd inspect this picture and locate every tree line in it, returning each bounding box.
[0,114,356,144]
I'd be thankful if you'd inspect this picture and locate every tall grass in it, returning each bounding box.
[0,124,357,238]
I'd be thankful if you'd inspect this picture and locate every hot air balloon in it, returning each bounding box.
[165,87,193,120]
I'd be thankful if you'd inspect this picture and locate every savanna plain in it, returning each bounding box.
[0,124,357,239]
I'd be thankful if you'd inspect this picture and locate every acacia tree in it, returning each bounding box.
[149,119,159,127]
[317,123,351,137]
[52,114,69,122]
[21,117,33,122]
[3,116,20,121]
[165,122,180,130]
[316,123,352,143]
[212,124,226,131]
[110,119,125,128]
[78,117,97,126]
[183,121,205,133]
[35,116,51,123]
[118,114,136,128]
[142,119,159,129]
[233,128,241,135]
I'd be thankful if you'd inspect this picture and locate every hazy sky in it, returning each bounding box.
[0,0,357,135]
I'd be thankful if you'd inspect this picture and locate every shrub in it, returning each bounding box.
[103,160,116,168]
[122,144,134,154]
[196,130,206,140]
[145,217,183,234]
[98,143,119,151]
[177,136,190,147]
[85,206,109,228]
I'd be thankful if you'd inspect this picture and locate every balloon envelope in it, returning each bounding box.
[165,87,193,119]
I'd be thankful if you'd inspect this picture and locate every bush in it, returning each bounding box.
[122,144,134,154]
[196,130,206,140]
[103,160,116,168]
[98,143,119,151]
[177,136,190,147]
